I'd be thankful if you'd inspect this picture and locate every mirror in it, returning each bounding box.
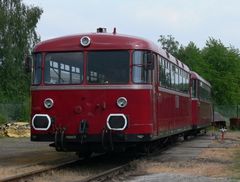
[24,55,32,73]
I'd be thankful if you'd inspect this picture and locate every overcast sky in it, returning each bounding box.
[23,0,240,48]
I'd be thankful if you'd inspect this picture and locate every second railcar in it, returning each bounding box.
[191,71,213,131]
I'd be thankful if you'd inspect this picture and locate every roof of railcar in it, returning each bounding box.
[191,71,211,87]
[34,32,190,72]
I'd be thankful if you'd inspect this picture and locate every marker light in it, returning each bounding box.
[80,36,91,47]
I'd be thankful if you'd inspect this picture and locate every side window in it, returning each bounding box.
[165,61,171,88]
[162,59,167,86]
[171,64,175,88]
[158,55,161,85]
[184,72,189,93]
[132,51,153,83]
[158,58,190,95]
[191,79,197,98]
[175,67,179,90]
[199,81,211,101]
[32,53,42,85]
[179,69,183,91]
[159,57,166,86]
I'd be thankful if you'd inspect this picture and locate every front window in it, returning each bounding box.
[87,51,129,84]
[132,51,152,83]
[32,53,42,85]
[44,52,83,84]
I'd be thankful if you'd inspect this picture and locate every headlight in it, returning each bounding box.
[44,98,54,109]
[117,97,127,108]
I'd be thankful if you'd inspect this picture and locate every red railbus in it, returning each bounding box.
[191,71,213,132]
[30,28,194,155]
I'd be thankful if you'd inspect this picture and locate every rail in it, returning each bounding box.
[0,159,80,182]
[0,135,200,182]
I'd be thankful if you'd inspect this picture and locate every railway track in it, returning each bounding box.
[0,159,80,182]
[76,163,131,182]
[0,135,199,182]
[0,156,132,182]
[0,151,155,182]
[75,142,174,182]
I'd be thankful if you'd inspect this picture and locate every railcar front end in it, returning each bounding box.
[30,32,158,154]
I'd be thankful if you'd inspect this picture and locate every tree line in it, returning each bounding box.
[0,0,42,122]
[158,35,240,105]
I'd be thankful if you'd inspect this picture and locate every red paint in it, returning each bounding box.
[31,89,154,135]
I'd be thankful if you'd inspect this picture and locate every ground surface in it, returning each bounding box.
[0,131,240,182]
[0,137,78,180]
[124,131,240,182]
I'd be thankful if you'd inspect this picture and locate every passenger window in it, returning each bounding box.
[171,64,175,88]
[191,79,197,98]
[179,69,183,92]
[165,61,171,88]
[159,58,166,86]
[175,67,179,90]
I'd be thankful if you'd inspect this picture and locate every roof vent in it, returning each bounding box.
[97,27,107,33]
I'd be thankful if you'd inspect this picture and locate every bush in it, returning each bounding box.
[0,98,30,123]
[18,99,30,122]
[0,114,7,125]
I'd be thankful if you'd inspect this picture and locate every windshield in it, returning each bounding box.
[44,52,84,84]
[87,51,129,84]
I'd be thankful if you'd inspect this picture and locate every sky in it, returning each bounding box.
[23,0,240,49]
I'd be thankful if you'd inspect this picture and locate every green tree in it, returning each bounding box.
[201,38,240,105]
[177,41,206,73]
[158,35,179,57]
[0,0,43,102]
